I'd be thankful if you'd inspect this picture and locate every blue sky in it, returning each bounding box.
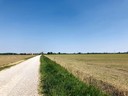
[0,0,128,53]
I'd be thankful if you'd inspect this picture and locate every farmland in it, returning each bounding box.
[46,54,128,96]
[0,55,35,70]
[40,55,107,96]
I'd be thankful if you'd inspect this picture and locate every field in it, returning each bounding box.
[0,55,34,70]
[40,55,107,96]
[46,54,128,96]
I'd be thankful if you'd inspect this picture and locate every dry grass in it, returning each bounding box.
[46,54,128,96]
[0,55,35,68]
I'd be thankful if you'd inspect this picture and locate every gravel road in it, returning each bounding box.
[0,55,40,96]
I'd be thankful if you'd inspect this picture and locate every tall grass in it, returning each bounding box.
[40,55,108,96]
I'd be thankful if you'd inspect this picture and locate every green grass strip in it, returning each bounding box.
[40,55,108,96]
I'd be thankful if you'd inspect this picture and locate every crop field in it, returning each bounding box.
[46,54,128,96]
[0,55,34,69]
[40,56,107,96]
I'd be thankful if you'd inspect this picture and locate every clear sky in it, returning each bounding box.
[0,0,128,53]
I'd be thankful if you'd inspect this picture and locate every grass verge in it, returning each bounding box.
[0,64,15,71]
[40,55,108,96]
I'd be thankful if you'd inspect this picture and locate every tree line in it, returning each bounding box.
[1,52,128,55]
[0,53,41,55]
[46,52,128,55]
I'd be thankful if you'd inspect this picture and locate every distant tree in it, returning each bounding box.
[47,52,53,54]
[118,52,121,54]
[20,53,27,55]
[40,52,44,55]
[0,53,17,55]
[78,52,82,54]
[58,52,61,54]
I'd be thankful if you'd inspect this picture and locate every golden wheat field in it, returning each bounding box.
[46,54,128,96]
[0,55,34,67]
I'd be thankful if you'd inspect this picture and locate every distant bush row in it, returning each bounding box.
[0,53,41,55]
[1,52,128,55]
[46,52,128,55]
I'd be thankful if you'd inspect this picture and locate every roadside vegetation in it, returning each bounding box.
[40,55,107,96]
[0,64,15,71]
[0,55,35,71]
[46,54,128,96]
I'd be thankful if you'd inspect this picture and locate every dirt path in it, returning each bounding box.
[0,55,40,96]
